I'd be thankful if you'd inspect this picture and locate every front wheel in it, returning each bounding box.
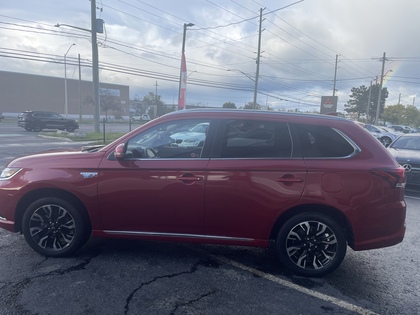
[22,197,90,257]
[276,212,347,277]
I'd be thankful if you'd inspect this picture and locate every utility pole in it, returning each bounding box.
[366,81,372,123]
[91,0,100,132]
[332,54,339,96]
[253,8,264,110]
[375,52,387,125]
[78,54,82,122]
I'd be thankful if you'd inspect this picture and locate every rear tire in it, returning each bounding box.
[22,197,90,257]
[276,212,347,277]
[380,136,392,147]
[32,124,42,132]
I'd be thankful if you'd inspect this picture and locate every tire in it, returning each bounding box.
[32,124,43,132]
[276,212,347,277]
[22,197,89,257]
[380,137,392,147]
[66,126,76,132]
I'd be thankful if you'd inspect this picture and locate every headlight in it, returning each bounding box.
[0,167,22,179]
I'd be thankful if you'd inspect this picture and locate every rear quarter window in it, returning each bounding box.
[219,119,292,158]
[293,124,356,158]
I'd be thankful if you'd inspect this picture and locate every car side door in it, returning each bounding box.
[96,118,214,236]
[205,119,307,242]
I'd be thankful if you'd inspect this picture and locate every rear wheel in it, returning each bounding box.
[22,197,90,257]
[380,136,392,147]
[32,124,43,132]
[276,212,347,277]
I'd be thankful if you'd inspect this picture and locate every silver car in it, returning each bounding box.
[364,124,399,147]
[170,122,209,147]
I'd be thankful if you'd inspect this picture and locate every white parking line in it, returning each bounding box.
[405,195,420,200]
[213,255,378,315]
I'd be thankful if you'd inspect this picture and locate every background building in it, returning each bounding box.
[0,70,130,119]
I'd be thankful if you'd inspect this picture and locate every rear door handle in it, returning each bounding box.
[177,174,204,183]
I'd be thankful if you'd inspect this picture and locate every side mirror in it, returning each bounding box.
[114,143,125,159]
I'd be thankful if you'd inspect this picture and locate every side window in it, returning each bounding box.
[220,119,292,158]
[294,124,356,158]
[126,119,210,159]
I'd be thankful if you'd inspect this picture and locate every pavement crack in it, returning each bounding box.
[169,290,217,315]
[0,252,99,314]
[41,252,99,276]
[124,258,218,315]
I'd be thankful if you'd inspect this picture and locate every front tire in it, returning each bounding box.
[276,212,347,277]
[22,197,89,257]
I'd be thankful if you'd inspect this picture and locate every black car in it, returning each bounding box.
[18,111,79,132]
[388,125,413,133]
[387,133,420,187]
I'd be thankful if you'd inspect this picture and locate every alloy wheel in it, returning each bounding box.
[285,220,338,271]
[28,204,76,251]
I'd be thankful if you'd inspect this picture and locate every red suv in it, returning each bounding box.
[0,110,406,277]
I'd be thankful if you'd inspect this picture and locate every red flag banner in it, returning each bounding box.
[178,52,187,110]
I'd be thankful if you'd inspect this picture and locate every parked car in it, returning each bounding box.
[364,124,399,147]
[170,122,209,147]
[387,133,420,187]
[17,110,79,132]
[0,110,406,277]
[131,114,151,122]
[388,125,413,133]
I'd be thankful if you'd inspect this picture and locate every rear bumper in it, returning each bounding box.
[352,223,405,251]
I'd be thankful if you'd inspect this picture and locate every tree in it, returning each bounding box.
[382,104,420,126]
[130,96,152,117]
[344,84,388,122]
[142,92,165,117]
[100,90,123,119]
[223,102,236,109]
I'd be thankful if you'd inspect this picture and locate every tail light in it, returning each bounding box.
[370,168,406,188]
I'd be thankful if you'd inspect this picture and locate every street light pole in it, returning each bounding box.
[178,23,194,109]
[64,43,75,117]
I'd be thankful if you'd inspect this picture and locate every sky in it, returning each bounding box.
[0,0,419,113]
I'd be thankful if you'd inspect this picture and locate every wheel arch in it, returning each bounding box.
[15,188,92,234]
[270,204,354,246]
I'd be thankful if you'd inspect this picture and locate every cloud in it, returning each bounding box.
[1,0,419,110]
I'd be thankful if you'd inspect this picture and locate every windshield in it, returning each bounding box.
[391,136,420,150]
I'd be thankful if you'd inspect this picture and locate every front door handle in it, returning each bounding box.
[276,175,303,184]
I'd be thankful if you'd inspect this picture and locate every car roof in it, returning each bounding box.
[164,109,352,124]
